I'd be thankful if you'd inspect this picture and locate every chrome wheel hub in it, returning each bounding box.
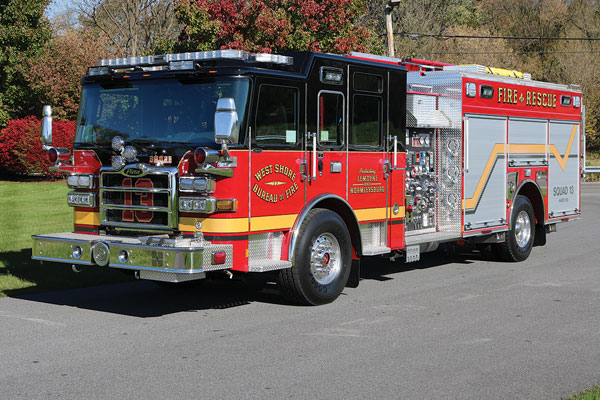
[514,210,532,249]
[310,233,341,285]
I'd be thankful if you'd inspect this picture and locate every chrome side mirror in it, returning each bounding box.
[214,98,239,145]
[41,105,52,149]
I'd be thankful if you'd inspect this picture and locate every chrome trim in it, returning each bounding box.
[101,204,169,212]
[194,166,234,178]
[33,256,94,266]
[101,187,171,193]
[32,232,233,273]
[100,165,178,230]
[112,264,205,274]
[287,194,360,263]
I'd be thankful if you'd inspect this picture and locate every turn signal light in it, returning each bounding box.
[216,199,237,212]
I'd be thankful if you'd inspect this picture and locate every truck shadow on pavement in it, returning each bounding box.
[3,247,484,317]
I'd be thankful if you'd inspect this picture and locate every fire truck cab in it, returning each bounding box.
[33,50,583,305]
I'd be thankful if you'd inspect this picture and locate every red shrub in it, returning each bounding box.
[0,116,76,176]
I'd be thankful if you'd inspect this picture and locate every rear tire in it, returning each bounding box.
[493,195,535,262]
[277,208,352,305]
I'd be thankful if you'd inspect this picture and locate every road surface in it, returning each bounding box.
[1,184,599,399]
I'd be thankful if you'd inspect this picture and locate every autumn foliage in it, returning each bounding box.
[175,0,376,54]
[0,117,76,176]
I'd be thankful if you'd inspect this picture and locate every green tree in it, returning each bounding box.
[22,27,113,121]
[0,0,51,127]
[175,0,380,54]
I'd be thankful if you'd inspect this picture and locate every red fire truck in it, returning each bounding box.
[32,50,583,305]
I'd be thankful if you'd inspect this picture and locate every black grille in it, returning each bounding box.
[100,169,175,230]
[102,174,169,189]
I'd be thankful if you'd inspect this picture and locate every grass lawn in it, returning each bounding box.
[0,180,132,297]
[570,385,600,400]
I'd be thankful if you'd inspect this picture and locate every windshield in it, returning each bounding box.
[75,77,250,146]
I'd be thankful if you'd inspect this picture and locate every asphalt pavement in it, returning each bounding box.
[1,183,600,399]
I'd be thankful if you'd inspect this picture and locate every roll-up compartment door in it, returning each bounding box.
[463,115,507,231]
[548,121,580,218]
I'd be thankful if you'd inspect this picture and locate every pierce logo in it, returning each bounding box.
[123,167,144,177]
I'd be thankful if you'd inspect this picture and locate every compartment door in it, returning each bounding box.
[463,115,507,231]
[548,121,580,218]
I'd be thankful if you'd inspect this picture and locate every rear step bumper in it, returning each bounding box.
[31,232,232,282]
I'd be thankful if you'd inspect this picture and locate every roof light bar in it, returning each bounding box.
[91,49,294,75]
[249,53,293,65]
[96,50,250,68]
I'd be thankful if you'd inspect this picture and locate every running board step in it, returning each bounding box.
[248,260,292,272]
[362,246,391,256]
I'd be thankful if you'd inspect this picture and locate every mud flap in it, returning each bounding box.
[534,224,546,247]
[346,258,360,288]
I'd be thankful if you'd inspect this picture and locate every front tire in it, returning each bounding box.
[278,208,352,305]
[493,195,535,262]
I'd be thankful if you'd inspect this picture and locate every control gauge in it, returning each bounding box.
[419,136,425,146]
[425,136,430,146]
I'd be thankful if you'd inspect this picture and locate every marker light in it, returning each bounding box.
[48,148,59,164]
[194,147,219,165]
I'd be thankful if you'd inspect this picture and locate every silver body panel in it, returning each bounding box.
[548,121,580,218]
[508,118,548,167]
[463,115,507,230]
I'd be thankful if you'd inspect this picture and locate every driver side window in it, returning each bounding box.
[255,85,298,147]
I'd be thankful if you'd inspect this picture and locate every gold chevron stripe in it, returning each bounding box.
[463,124,578,210]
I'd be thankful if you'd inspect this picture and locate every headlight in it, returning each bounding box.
[179,196,216,213]
[68,192,96,207]
[179,177,216,193]
[67,174,94,189]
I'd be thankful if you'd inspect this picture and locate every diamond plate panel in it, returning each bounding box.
[407,71,463,237]
[248,232,285,269]
[139,270,205,282]
[359,222,386,249]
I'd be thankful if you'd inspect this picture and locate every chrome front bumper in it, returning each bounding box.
[31,232,233,282]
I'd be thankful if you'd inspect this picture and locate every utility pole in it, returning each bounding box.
[385,0,401,58]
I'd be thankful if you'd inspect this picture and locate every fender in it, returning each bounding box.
[287,194,361,263]
[510,178,545,226]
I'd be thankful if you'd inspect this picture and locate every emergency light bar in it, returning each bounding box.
[443,64,532,80]
[89,49,294,76]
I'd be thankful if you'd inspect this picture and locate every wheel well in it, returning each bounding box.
[313,198,362,257]
[516,181,544,225]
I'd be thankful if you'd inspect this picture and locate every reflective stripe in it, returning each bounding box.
[74,210,100,226]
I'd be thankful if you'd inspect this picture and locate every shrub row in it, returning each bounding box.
[0,116,75,176]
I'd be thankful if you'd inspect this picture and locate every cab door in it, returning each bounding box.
[304,61,348,205]
[249,78,306,265]
[346,65,390,255]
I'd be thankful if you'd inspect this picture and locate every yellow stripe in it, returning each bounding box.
[355,207,388,222]
[549,125,578,171]
[464,143,505,210]
[179,217,248,233]
[250,214,298,231]
[180,206,405,233]
[508,144,546,154]
[464,124,578,210]
[74,210,99,226]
